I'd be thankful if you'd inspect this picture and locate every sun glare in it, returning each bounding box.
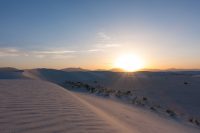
[114,54,144,72]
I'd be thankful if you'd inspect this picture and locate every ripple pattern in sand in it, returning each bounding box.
[0,80,118,133]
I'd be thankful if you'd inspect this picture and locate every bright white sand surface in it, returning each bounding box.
[0,80,119,133]
[0,79,199,133]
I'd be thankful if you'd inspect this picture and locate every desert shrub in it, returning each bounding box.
[131,97,145,106]
[115,90,122,97]
[90,87,96,93]
[189,118,194,123]
[150,106,156,111]
[188,118,200,126]
[195,119,200,126]
[126,91,131,95]
[142,97,147,101]
[166,109,176,117]
[131,97,137,104]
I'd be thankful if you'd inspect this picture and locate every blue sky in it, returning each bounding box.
[0,0,200,69]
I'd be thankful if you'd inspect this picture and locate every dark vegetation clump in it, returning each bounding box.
[195,119,200,126]
[189,118,200,126]
[65,81,96,93]
[64,80,200,127]
[189,118,194,123]
[115,90,121,97]
[131,96,148,106]
[131,96,137,104]
[142,97,147,101]
[166,109,176,117]
[150,106,156,111]
[126,91,131,95]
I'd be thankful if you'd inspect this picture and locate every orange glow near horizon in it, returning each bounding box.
[114,53,144,72]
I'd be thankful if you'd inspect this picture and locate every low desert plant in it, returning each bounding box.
[166,109,176,117]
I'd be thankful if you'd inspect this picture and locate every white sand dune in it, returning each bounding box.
[72,92,200,133]
[0,79,199,133]
[0,80,119,133]
[23,69,200,117]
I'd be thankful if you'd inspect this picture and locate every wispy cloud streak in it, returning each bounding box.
[33,50,76,54]
[0,48,28,57]
[0,48,76,59]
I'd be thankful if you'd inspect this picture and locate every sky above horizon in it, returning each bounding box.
[0,0,200,70]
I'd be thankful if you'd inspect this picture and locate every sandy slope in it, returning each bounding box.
[23,69,200,117]
[0,80,120,133]
[74,92,200,133]
[0,79,199,133]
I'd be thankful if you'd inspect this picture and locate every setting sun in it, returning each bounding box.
[114,54,144,72]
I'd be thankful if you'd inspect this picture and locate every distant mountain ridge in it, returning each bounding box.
[0,67,20,72]
[61,67,89,72]
[1,67,200,72]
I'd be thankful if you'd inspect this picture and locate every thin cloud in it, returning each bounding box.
[0,48,27,57]
[33,50,76,54]
[0,47,77,58]
[87,49,103,52]
[0,46,105,58]
[95,43,121,49]
[51,55,75,59]
[97,32,111,41]
[32,49,77,59]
